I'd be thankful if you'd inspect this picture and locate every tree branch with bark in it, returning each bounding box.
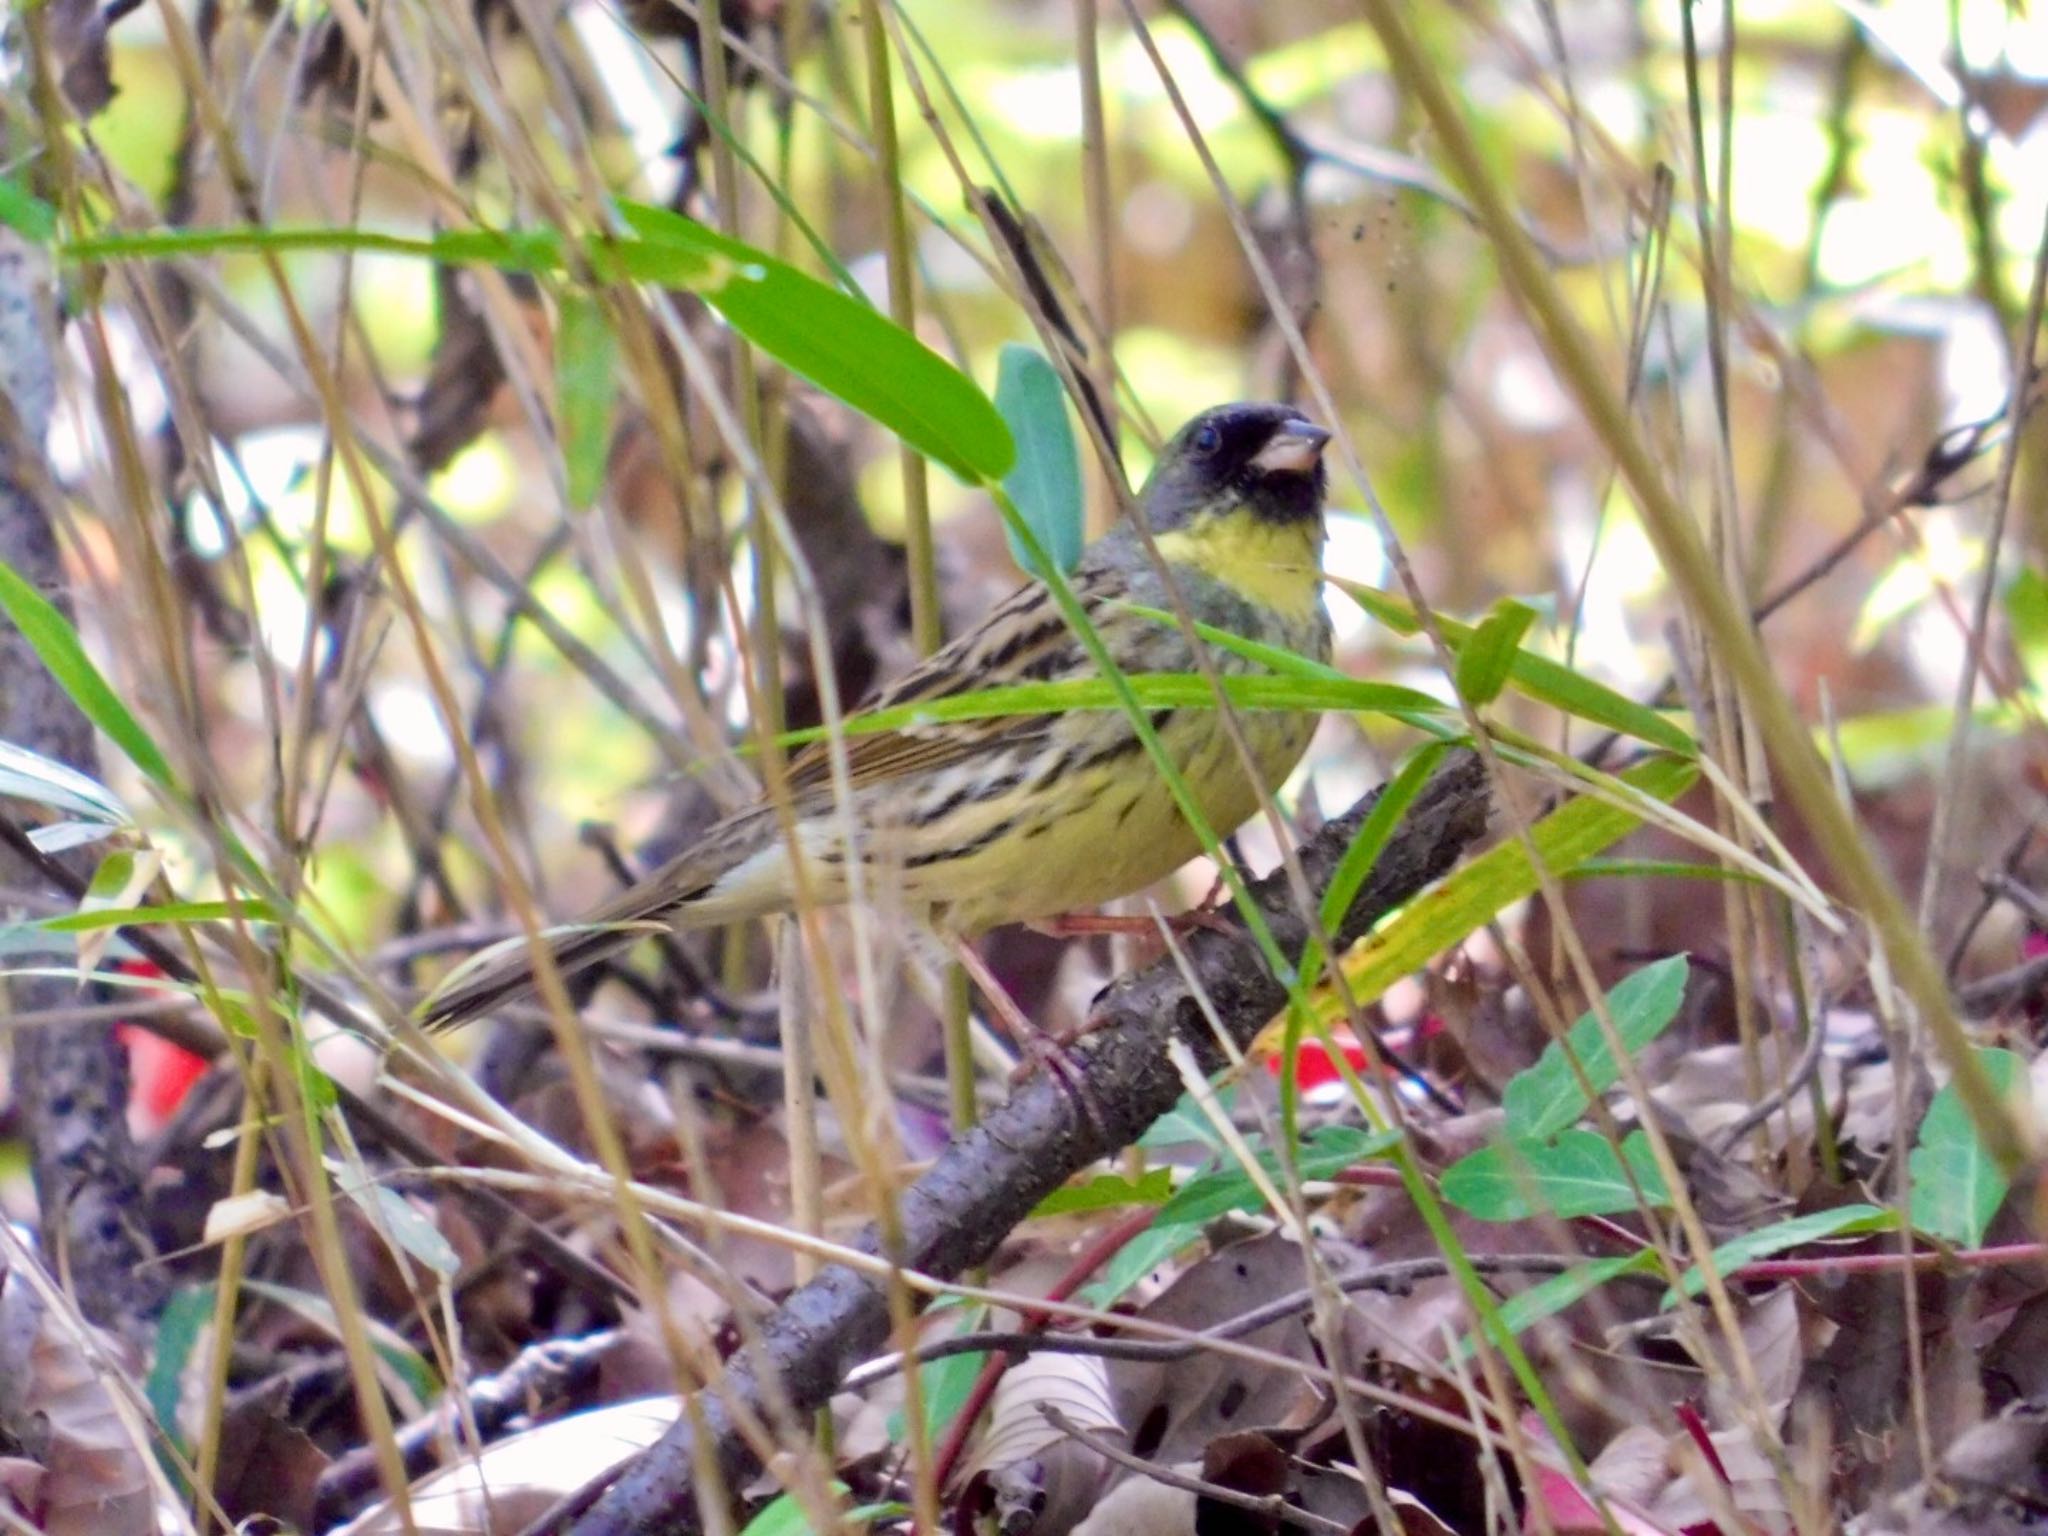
[542,749,1490,1536]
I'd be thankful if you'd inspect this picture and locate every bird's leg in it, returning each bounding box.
[947,936,1108,1134]
[1027,841,1250,942]
[1025,904,1236,941]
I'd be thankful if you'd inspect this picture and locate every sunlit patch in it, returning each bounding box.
[1579,76,1645,146]
[1991,122,2048,273]
[183,426,324,558]
[527,563,617,657]
[1815,110,1965,289]
[188,425,385,554]
[1323,511,1387,650]
[1953,0,2046,73]
[2008,8,2048,76]
[249,548,318,672]
[1899,602,1970,702]
[1111,17,1257,131]
[369,681,454,770]
[352,252,439,377]
[1243,22,1381,110]
[1940,303,2009,425]
[1489,342,1571,433]
[1114,329,1243,467]
[50,311,168,483]
[569,0,685,204]
[1586,487,1668,606]
[1729,108,1830,251]
[1851,510,1979,660]
[971,61,1086,143]
[430,435,518,526]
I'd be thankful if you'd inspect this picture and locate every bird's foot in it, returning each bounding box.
[1026,905,1236,941]
[948,937,1109,1137]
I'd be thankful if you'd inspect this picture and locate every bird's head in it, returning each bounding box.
[1137,402,1332,534]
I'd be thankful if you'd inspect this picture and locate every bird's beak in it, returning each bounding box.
[1249,420,1332,475]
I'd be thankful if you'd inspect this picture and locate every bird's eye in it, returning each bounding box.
[1192,423,1222,455]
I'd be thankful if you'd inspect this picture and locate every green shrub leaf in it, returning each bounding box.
[1910,1046,2026,1246]
[1333,578,1696,755]
[1334,755,1697,1006]
[1155,1124,1399,1227]
[0,177,56,243]
[992,343,1085,575]
[0,559,175,790]
[1455,597,1538,705]
[1666,1203,1898,1304]
[618,202,1015,483]
[555,293,618,510]
[63,209,1017,488]
[1032,1168,1173,1216]
[1454,1252,1658,1360]
[1442,1129,1671,1221]
[1503,955,1690,1140]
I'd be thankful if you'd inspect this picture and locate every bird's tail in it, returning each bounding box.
[415,921,647,1034]
[416,880,698,1033]
[416,812,778,1033]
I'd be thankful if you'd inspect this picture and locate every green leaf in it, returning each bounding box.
[1565,858,1763,884]
[889,1332,987,1447]
[1454,1252,1657,1361]
[1156,1125,1399,1227]
[1314,742,1450,949]
[343,1180,462,1278]
[1503,956,1690,1141]
[294,1038,339,1113]
[62,212,1016,487]
[0,177,57,243]
[1116,603,1356,682]
[992,344,1085,575]
[1335,756,1697,1006]
[41,898,280,933]
[1455,598,1538,706]
[555,294,618,510]
[1332,579,1696,755]
[739,1487,860,1536]
[1139,1085,1237,1152]
[1079,1220,1203,1308]
[0,739,131,825]
[617,202,1015,483]
[1910,1047,2026,1246]
[1033,1168,1173,1217]
[1829,702,2022,789]
[0,560,175,789]
[1442,1129,1671,1221]
[145,1284,215,1466]
[2006,566,2048,693]
[241,1278,440,1403]
[1666,1203,1897,1304]
[777,672,1448,750]
[27,820,121,855]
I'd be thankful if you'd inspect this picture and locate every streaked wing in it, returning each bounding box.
[784,567,1112,795]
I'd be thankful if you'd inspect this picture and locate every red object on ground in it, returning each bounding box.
[113,961,207,1122]
[1263,1035,1371,1090]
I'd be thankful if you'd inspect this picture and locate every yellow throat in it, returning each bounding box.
[1151,508,1324,625]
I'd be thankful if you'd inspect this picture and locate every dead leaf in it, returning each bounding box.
[1068,1473,1195,1536]
[1110,1234,1333,1466]
[332,1396,679,1535]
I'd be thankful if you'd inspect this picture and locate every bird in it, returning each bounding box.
[420,401,1335,1033]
